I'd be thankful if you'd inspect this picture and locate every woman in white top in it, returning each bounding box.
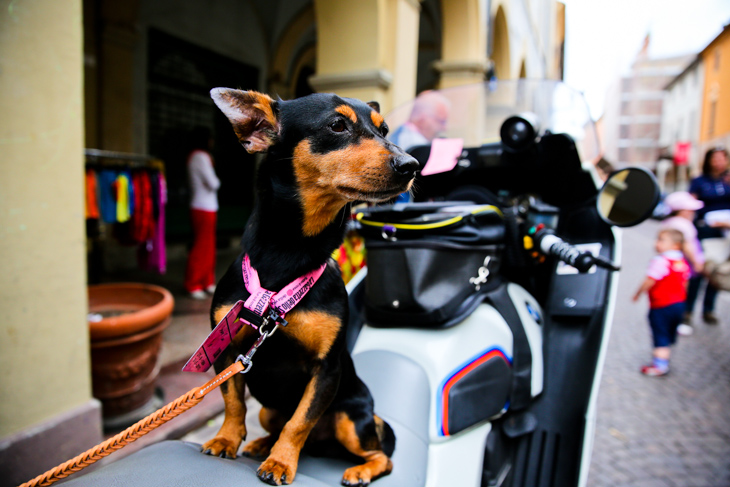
[184,127,220,298]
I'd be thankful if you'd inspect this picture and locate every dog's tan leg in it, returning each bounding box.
[257,370,338,485]
[201,305,256,459]
[335,412,393,486]
[201,372,248,458]
[241,407,286,460]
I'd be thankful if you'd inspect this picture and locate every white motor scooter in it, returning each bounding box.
[61,80,659,487]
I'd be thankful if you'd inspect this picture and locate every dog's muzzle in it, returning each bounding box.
[390,154,419,180]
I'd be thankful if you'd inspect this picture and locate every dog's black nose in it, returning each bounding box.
[391,154,419,179]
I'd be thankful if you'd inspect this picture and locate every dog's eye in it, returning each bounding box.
[329,120,347,133]
[380,123,389,137]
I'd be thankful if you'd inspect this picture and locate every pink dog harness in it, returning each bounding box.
[183,254,327,372]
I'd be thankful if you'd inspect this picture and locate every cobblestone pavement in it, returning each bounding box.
[586,221,730,487]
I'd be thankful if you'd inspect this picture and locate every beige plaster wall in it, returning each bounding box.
[0,0,91,437]
[315,0,381,75]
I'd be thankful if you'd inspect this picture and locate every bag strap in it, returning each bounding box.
[501,206,528,272]
[484,284,533,411]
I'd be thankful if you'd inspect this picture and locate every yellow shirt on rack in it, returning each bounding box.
[116,173,131,223]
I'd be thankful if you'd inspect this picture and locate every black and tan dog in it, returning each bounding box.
[202,88,418,486]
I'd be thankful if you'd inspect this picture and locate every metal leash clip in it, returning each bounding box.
[236,318,279,374]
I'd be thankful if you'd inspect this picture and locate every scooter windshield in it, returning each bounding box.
[385,79,600,164]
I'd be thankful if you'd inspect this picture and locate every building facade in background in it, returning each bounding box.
[601,36,692,171]
[658,21,730,188]
[698,23,730,155]
[602,22,730,193]
[659,57,704,189]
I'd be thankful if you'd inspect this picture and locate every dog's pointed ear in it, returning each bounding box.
[210,88,280,153]
[367,101,380,113]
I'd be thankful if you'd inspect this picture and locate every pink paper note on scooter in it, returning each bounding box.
[420,138,464,176]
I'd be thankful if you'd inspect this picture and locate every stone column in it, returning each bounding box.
[310,0,420,113]
[437,0,488,89]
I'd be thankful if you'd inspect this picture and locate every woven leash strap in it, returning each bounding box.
[19,360,245,487]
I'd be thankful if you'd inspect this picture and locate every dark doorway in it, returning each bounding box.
[147,28,259,243]
[294,65,316,98]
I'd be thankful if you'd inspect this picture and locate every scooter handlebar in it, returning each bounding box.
[535,230,620,272]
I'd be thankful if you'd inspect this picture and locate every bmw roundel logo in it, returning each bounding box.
[526,302,542,324]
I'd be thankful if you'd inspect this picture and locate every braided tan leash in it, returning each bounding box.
[19,360,245,487]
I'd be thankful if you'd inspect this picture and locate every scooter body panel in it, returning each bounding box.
[349,350,493,487]
[353,282,543,443]
[423,423,493,487]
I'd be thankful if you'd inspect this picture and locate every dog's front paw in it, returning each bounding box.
[200,436,241,459]
[257,458,295,485]
[341,466,372,486]
[341,457,392,486]
[241,435,276,460]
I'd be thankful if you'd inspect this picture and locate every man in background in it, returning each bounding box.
[388,91,451,202]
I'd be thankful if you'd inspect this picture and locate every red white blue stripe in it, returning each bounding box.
[437,347,512,436]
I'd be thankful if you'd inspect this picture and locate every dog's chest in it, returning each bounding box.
[278,309,342,359]
[240,332,320,409]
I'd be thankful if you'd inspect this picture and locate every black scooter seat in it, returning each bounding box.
[61,351,431,486]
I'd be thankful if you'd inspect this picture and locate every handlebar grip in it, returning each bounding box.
[538,234,595,272]
[535,231,620,272]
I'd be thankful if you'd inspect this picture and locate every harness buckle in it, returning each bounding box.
[267,308,288,327]
[237,306,266,329]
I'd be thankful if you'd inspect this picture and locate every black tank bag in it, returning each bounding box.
[357,202,505,328]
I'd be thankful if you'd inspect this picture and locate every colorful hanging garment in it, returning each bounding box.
[130,171,155,243]
[98,170,118,223]
[139,173,167,274]
[115,173,131,223]
[85,169,100,219]
[126,171,135,217]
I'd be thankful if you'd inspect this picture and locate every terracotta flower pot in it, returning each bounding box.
[88,283,174,429]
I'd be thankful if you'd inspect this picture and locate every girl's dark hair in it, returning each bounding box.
[189,126,212,152]
[702,146,729,176]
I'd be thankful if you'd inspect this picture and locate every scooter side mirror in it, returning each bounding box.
[597,167,660,227]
